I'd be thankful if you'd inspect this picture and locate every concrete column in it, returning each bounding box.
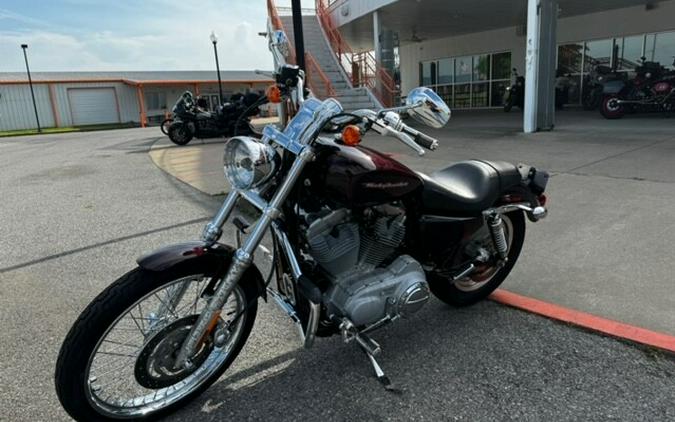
[524,0,557,133]
[373,10,382,64]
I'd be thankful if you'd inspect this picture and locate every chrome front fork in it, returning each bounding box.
[175,147,315,369]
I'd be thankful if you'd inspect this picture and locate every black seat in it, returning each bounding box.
[420,160,523,216]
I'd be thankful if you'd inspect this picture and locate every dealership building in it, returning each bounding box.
[272,0,675,132]
[0,71,272,132]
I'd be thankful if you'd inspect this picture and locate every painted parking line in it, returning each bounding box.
[491,289,675,353]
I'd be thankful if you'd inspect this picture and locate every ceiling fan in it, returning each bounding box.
[404,27,427,43]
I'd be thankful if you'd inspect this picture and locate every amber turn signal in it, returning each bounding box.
[266,85,282,103]
[341,125,361,146]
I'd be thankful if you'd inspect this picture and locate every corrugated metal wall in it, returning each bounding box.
[0,81,268,132]
[0,84,55,131]
[0,82,140,131]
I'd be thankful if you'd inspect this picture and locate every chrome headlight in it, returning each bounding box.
[223,137,280,190]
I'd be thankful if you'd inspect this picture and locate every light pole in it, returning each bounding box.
[21,44,41,133]
[210,31,224,104]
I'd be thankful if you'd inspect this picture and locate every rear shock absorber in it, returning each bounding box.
[488,214,508,260]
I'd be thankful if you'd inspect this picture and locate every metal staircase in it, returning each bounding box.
[279,14,381,111]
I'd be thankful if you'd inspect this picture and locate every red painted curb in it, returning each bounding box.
[490,289,675,353]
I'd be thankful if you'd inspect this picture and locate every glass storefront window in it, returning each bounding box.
[472,83,489,107]
[436,84,453,106]
[418,51,511,109]
[454,84,471,108]
[616,35,644,70]
[492,52,512,80]
[420,61,433,86]
[473,55,490,81]
[455,56,472,83]
[558,44,583,74]
[438,58,454,84]
[490,80,509,107]
[584,38,614,72]
[646,31,675,69]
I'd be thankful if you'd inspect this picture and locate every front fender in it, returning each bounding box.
[137,241,266,298]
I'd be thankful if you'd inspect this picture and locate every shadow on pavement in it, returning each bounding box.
[169,300,674,421]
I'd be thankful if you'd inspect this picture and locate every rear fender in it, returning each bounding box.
[137,241,266,298]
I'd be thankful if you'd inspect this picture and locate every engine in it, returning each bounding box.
[304,205,429,327]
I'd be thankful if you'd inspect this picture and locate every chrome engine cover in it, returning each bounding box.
[306,207,429,327]
[325,255,429,326]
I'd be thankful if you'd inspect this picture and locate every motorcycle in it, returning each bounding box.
[582,65,626,110]
[504,68,572,111]
[166,91,264,145]
[503,68,525,112]
[600,58,675,119]
[55,34,549,422]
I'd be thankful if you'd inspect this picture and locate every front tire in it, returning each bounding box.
[55,265,258,421]
[168,122,193,145]
[428,210,525,307]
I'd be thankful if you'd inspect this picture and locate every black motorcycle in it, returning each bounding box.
[600,58,675,119]
[167,91,264,145]
[582,65,626,110]
[504,68,570,111]
[503,68,525,112]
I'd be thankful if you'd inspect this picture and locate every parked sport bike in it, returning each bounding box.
[166,91,264,145]
[55,30,549,421]
[601,58,675,119]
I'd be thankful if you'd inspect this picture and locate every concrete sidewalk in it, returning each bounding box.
[149,109,675,336]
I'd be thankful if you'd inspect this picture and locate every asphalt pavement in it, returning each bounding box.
[0,125,673,421]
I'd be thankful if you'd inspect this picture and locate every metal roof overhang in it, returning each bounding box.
[336,0,668,50]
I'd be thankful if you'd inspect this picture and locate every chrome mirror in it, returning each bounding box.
[405,87,451,128]
[270,30,290,58]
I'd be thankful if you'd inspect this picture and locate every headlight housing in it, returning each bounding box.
[223,137,280,190]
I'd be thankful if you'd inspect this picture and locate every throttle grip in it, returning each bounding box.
[413,132,438,150]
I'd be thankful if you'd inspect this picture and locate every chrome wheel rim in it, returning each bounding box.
[84,275,246,418]
[606,98,621,112]
[454,215,514,292]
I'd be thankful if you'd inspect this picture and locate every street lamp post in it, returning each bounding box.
[210,31,224,104]
[21,44,41,133]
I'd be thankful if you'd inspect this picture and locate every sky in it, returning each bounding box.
[0,0,301,73]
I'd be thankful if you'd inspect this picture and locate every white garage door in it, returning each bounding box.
[68,88,119,125]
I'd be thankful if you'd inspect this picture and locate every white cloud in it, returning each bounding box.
[0,2,274,72]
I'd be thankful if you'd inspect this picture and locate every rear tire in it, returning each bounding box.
[600,95,625,119]
[428,210,525,307]
[168,122,193,146]
[160,118,173,135]
[55,265,258,421]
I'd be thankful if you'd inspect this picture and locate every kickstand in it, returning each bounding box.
[359,343,403,394]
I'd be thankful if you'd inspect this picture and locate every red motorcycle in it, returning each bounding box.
[601,58,675,119]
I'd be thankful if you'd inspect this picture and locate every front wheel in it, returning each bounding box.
[55,265,258,421]
[428,210,525,307]
[503,94,514,112]
[168,122,193,145]
[600,95,625,119]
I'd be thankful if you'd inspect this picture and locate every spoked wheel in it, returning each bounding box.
[55,266,258,421]
[429,210,525,307]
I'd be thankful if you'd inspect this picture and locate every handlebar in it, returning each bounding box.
[400,124,439,151]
